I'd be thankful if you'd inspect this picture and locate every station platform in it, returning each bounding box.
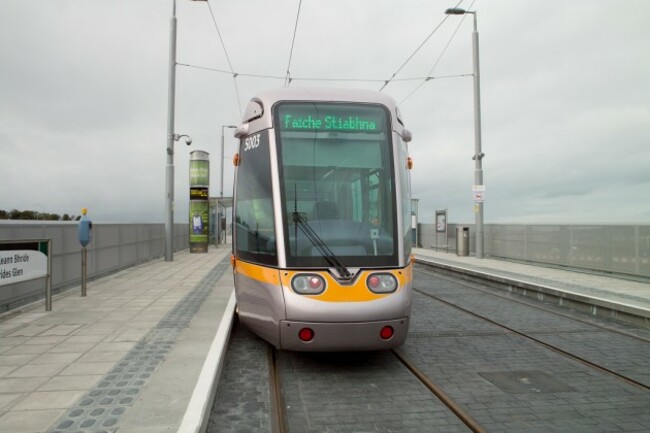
[0,247,235,433]
[1,246,648,433]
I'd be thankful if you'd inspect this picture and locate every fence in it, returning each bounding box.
[3,221,648,312]
[0,222,189,312]
[419,223,650,279]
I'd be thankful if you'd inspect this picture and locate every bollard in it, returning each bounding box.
[456,227,470,256]
[78,208,92,296]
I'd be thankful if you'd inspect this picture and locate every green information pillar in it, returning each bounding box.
[189,150,210,253]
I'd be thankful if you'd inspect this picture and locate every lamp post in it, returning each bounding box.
[217,125,237,245]
[165,0,207,262]
[445,7,485,259]
[220,125,237,198]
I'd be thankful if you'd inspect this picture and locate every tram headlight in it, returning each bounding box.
[291,274,326,295]
[366,273,398,293]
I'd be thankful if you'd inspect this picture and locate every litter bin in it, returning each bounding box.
[456,227,469,256]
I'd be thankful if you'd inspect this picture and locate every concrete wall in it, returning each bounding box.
[0,222,189,312]
[418,223,650,279]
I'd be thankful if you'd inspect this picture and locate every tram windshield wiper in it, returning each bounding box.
[292,211,352,280]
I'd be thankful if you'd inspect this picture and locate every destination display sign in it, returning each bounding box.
[277,103,386,133]
[0,250,48,286]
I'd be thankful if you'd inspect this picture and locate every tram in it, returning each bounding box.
[231,87,414,351]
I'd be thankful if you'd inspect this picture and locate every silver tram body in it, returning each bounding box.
[231,87,414,351]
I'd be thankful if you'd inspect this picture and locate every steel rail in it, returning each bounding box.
[391,349,487,433]
[268,346,289,433]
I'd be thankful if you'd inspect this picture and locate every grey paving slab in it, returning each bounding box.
[58,362,124,378]
[62,335,107,345]
[0,366,17,378]
[25,336,70,345]
[0,376,49,393]
[0,393,24,411]
[8,363,67,378]
[39,375,103,392]
[3,344,52,355]
[0,409,65,433]
[29,353,83,365]
[12,391,85,411]
[7,325,54,337]
[0,354,38,365]
[48,342,97,354]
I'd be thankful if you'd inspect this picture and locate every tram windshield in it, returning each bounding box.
[275,102,397,268]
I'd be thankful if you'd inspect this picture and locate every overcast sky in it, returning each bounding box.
[1,0,648,225]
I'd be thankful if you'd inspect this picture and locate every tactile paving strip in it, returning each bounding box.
[47,257,229,433]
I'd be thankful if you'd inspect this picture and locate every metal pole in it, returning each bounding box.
[46,239,52,311]
[471,12,485,259]
[219,125,237,197]
[218,126,225,245]
[219,125,236,245]
[165,0,177,261]
[220,126,225,198]
[81,246,87,296]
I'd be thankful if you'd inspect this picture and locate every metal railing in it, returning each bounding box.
[418,223,650,279]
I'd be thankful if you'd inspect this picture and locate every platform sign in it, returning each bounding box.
[472,185,485,203]
[0,241,49,286]
[435,209,447,233]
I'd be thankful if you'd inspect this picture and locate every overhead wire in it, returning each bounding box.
[206,1,242,116]
[177,63,286,80]
[401,0,477,106]
[193,1,475,114]
[398,1,474,107]
[177,62,469,84]
[378,0,464,92]
[284,0,303,87]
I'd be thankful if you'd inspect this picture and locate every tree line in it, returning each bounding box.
[0,209,82,221]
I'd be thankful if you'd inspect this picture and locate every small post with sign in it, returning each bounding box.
[1,239,52,311]
[77,208,92,296]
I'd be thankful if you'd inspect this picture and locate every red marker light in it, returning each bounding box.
[380,326,394,340]
[299,328,314,342]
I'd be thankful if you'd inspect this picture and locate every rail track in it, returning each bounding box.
[414,266,650,391]
[268,340,485,433]
[414,264,650,344]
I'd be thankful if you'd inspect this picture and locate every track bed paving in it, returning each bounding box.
[406,270,650,432]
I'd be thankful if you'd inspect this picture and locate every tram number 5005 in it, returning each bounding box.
[244,133,261,152]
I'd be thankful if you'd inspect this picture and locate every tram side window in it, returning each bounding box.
[234,131,277,266]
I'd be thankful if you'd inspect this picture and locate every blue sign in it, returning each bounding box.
[78,213,92,247]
